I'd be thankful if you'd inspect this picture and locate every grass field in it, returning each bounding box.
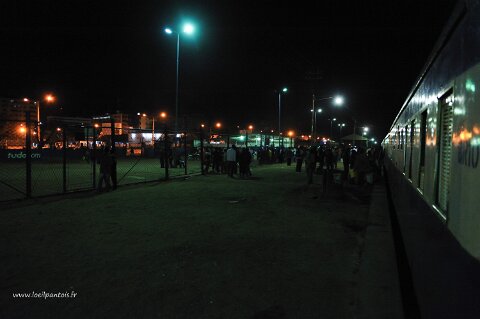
[2,164,370,318]
[0,158,202,202]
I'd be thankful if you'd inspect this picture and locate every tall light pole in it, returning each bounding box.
[278,87,288,138]
[329,118,337,139]
[311,94,344,143]
[28,94,56,143]
[310,107,323,139]
[165,23,195,134]
[338,123,346,138]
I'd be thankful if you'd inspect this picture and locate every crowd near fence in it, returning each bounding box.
[0,112,292,202]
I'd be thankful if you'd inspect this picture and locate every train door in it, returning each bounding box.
[436,93,454,217]
[408,119,415,180]
[418,111,427,190]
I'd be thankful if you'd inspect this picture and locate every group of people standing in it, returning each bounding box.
[290,144,385,185]
[203,145,253,178]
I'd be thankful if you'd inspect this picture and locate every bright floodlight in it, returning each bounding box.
[183,23,194,34]
[333,96,344,106]
[317,108,322,113]
[282,87,288,93]
[165,28,173,34]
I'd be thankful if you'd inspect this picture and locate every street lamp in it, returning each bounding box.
[360,126,369,137]
[27,93,56,143]
[164,23,196,134]
[288,130,294,148]
[243,124,254,147]
[277,87,288,138]
[337,123,346,138]
[310,107,323,138]
[138,112,167,145]
[310,94,344,143]
[328,118,337,139]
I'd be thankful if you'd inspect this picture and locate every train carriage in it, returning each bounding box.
[383,0,480,317]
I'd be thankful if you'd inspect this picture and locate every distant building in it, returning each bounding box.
[0,98,37,121]
[46,116,92,126]
[111,113,130,135]
[0,98,37,148]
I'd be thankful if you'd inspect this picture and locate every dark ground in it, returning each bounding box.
[1,164,382,319]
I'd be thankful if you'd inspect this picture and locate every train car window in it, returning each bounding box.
[400,129,403,150]
[393,130,397,149]
[409,120,415,180]
[436,93,454,218]
[419,111,427,189]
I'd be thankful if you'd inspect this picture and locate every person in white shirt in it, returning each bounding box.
[226,145,237,177]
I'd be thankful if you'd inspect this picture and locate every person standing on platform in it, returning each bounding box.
[305,147,316,184]
[241,147,252,178]
[226,145,237,177]
[354,147,369,185]
[285,147,293,166]
[110,148,117,190]
[295,146,304,172]
[325,147,334,172]
[97,147,113,192]
[342,147,351,182]
[317,146,325,174]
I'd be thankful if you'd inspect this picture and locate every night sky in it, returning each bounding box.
[1,0,458,139]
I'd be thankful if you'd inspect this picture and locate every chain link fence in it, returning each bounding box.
[1,112,293,202]
[0,113,204,202]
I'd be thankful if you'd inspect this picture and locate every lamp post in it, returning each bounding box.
[311,95,344,143]
[337,123,346,139]
[138,112,168,145]
[310,107,323,140]
[288,130,294,148]
[362,126,369,147]
[328,118,337,139]
[158,111,168,144]
[362,126,369,135]
[27,94,55,143]
[165,23,195,135]
[277,87,288,140]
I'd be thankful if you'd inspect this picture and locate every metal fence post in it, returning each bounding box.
[200,130,204,175]
[63,126,67,193]
[92,126,97,189]
[184,131,187,175]
[110,117,116,152]
[164,128,169,180]
[25,112,32,198]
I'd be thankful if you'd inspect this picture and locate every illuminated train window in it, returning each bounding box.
[436,93,454,217]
